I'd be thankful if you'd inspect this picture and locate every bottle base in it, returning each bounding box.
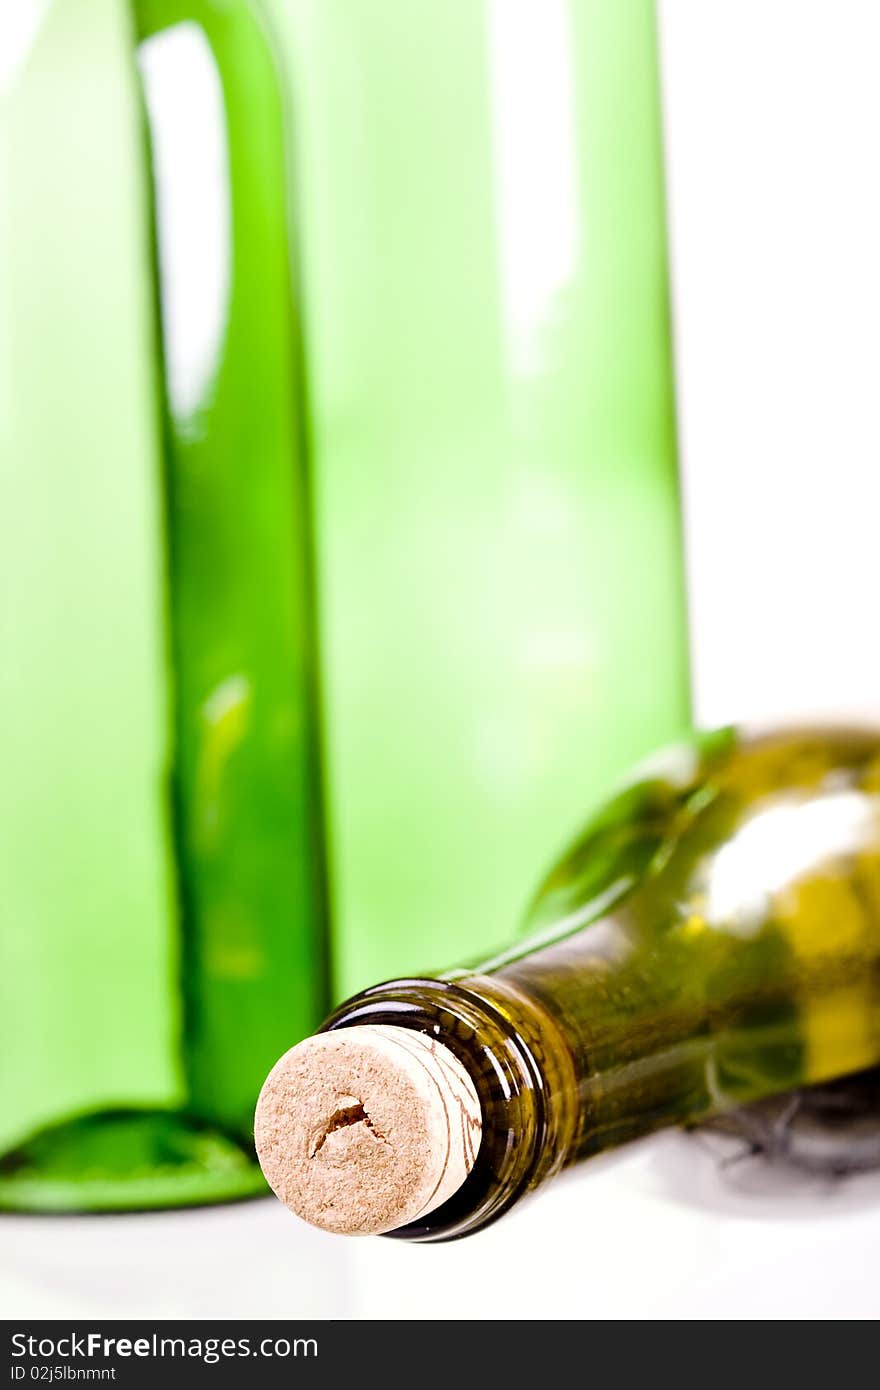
[0,1109,267,1213]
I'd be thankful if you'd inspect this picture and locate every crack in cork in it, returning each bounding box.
[308,1099,390,1159]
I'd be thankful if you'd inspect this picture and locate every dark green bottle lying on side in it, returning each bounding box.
[315,726,880,1240]
[0,0,326,1211]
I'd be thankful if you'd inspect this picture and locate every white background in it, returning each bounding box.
[663,0,880,731]
[5,0,880,1320]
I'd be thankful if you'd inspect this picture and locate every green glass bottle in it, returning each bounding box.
[134,0,327,1156]
[313,726,880,1241]
[271,0,691,997]
[0,0,326,1211]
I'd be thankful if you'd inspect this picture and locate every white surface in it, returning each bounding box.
[3,1135,879,1319]
[661,0,880,729]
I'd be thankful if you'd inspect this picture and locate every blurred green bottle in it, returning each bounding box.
[1,0,690,1211]
[271,0,691,995]
[0,0,326,1210]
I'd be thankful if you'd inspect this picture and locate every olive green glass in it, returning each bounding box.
[326,728,880,1240]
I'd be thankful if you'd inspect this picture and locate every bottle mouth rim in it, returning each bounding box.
[321,977,549,1242]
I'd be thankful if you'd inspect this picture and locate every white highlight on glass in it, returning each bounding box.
[705,791,880,934]
[0,0,50,92]
[138,23,231,425]
[487,0,579,376]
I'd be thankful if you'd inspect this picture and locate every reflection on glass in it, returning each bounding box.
[138,21,231,422]
[487,0,580,376]
[705,792,880,935]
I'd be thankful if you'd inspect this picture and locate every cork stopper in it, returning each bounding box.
[254,1024,482,1236]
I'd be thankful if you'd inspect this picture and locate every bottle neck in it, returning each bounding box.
[490,888,880,1162]
[488,912,743,1159]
